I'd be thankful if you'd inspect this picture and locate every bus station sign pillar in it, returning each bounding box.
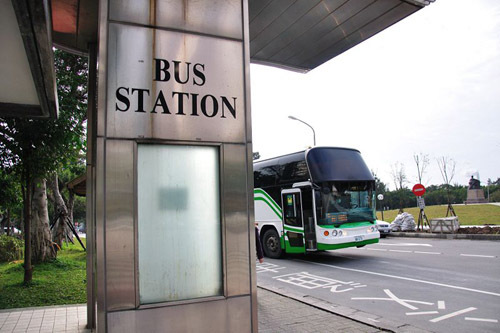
[93,1,255,331]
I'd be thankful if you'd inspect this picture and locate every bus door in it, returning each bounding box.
[281,189,305,253]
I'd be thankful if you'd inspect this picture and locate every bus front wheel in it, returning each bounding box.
[262,229,283,259]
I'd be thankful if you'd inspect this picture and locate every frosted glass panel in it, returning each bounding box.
[138,144,222,304]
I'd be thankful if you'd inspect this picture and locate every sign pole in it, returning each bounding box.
[412,184,429,231]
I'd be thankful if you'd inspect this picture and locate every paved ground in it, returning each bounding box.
[258,288,386,333]
[2,231,495,332]
[0,305,89,333]
[0,289,386,333]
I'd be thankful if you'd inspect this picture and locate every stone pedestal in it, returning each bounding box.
[465,189,487,204]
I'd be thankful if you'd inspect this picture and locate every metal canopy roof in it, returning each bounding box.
[51,0,433,72]
[249,0,433,72]
[1,0,433,119]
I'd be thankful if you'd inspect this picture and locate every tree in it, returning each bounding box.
[31,179,56,261]
[0,171,20,236]
[391,162,408,213]
[0,49,88,282]
[413,153,430,185]
[372,171,388,195]
[48,50,88,248]
[391,162,407,191]
[0,118,59,281]
[436,156,456,216]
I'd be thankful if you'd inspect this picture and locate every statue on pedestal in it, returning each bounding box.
[468,176,481,190]
[466,175,487,204]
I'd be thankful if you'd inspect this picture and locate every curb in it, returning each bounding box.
[258,284,431,333]
[388,232,500,240]
[0,303,86,313]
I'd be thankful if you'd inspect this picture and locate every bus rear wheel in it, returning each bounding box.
[262,229,282,259]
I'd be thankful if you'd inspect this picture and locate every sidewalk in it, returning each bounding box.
[388,231,500,240]
[0,305,89,333]
[258,287,387,333]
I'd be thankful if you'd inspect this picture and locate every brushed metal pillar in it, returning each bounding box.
[95,0,255,332]
[86,42,97,330]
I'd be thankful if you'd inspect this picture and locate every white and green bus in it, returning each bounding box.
[254,147,379,258]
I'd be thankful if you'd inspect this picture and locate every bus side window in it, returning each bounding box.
[280,161,308,184]
[285,194,296,218]
[284,193,302,227]
[254,166,280,187]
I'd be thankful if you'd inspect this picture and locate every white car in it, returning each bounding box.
[2,227,21,235]
[375,220,391,238]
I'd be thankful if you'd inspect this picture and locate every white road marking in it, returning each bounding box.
[406,311,439,316]
[256,262,286,273]
[414,251,441,255]
[460,254,496,258]
[351,297,434,307]
[384,289,419,310]
[273,272,364,293]
[377,243,433,247]
[438,301,446,310]
[366,248,387,251]
[389,250,412,253]
[430,307,477,323]
[464,317,498,323]
[367,318,380,322]
[297,259,500,297]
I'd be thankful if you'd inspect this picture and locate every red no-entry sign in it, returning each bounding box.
[412,184,426,196]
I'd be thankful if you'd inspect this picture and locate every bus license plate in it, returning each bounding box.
[355,236,363,241]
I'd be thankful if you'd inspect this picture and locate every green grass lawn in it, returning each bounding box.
[0,240,86,309]
[376,204,500,225]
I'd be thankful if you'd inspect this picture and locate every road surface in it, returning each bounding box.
[257,237,500,332]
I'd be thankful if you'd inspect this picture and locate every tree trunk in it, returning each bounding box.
[67,190,75,242]
[398,190,404,214]
[31,178,56,263]
[6,208,11,236]
[48,174,70,247]
[22,172,33,283]
[0,214,6,235]
[67,191,75,230]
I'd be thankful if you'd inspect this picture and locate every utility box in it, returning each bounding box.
[88,0,256,331]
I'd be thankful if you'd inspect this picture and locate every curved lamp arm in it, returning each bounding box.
[288,115,316,146]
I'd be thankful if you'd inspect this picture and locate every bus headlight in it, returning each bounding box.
[324,230,329,236]
[332,230,338,237]
[338,230,344,236]
[367,226,376,233]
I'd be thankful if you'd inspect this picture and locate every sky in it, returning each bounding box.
[250,0,500,190]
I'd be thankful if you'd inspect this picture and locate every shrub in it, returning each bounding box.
[0,235,24,262]
[490,190,500,203]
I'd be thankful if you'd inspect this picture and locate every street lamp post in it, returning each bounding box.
[288,115,316,146]
[377,194,384,221]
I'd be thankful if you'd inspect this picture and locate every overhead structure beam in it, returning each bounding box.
[0,0,58,118]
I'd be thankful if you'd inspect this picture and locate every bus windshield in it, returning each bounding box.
[317,181,375,225]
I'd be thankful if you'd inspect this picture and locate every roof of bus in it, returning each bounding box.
[253,146,374,183]
[253,146,360,166]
